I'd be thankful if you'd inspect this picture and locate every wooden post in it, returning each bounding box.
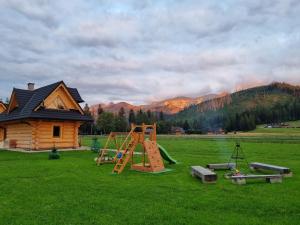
[153,123,157,142]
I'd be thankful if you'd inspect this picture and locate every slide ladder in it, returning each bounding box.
[112,138,137,174]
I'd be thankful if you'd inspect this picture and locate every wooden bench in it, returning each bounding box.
[206,163,236,170]
[250,162,292,177]
[231,174,283,185]
[191,166,217,183]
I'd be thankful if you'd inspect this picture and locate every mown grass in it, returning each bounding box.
[1,137,300,225]
[250,127,300,134]
[286,120,300,127]
[251,121,300,134]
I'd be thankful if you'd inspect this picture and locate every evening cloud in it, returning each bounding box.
[0,0,300,104]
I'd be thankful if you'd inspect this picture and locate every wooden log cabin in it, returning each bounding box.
[0,81,93,150]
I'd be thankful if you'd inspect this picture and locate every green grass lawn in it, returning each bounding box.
[1,137,300,225]
[285,120,300,127]
[250,127,300,134]
[251,121,300,134]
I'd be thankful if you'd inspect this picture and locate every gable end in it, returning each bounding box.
[35,83,84,114]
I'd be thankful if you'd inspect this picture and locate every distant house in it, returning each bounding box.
[0,81,93,150]
[171,127,185,135]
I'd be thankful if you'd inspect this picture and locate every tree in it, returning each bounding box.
[97,104,104,115]
[238,115,247,131]
[83,104,91,115]
[183,120,190,131]
[159,111,164,121]
[192,119,198,130]
[118,107,125,117]
[97,112,115,134]
[80,104,93,135]
[224,115,234,132]
[157,121,172,134]
[128,109,136,124]
[249,115,256,130]
[115,107,128,132]
[146,110,154,123]
[136,109,148,124]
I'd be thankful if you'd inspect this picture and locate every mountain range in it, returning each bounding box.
[173,82,300,132]
[87,81,300,133]
[90,94,221,116]
[90,82,300,132]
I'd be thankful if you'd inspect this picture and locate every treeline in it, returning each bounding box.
[225,98,300,132]
[177,97,300,133]
[80,104,174,134]
[80,82,300,135]
[80,97,300,135]
[173,83,300,133]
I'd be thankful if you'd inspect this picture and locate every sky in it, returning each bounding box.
[0,0,300,105]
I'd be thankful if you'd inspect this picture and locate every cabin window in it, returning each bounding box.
[53,126,61,138]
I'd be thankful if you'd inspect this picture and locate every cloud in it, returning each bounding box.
[66,17,140,48]
[0,0,300,104]
[3,0,60,28]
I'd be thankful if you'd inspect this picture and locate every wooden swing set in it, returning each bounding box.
[96,123,165,174]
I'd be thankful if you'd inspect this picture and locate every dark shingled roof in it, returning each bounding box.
[0,81,93,122]
[68,87,84,103]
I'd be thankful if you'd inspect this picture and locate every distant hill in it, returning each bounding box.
[174,82,300,132]
[90,102,138,116]
[140,94,217,114]
[90,94,218,116]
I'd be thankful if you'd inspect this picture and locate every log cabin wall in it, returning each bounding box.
[32,120,80,150]
[1,120,81,150]
[5,122,33,149]
[0,128,5,142]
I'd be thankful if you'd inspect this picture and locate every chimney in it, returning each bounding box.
[27,83,35,91]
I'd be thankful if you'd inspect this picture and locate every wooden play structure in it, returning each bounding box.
[96,123,166,174]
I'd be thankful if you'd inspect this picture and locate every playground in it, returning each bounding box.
[95,124,176,174]
[0,135,299,225]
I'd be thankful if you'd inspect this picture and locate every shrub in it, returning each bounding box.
[49,147,60,160]
[91,137,101,153]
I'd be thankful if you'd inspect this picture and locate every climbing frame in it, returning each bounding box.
[97,123,166,174]
[96,132,128,165]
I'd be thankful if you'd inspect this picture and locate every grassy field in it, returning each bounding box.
[250,127,300,134]
[251,121,300,134]
[284,120,300,127]
[1,136,300,225]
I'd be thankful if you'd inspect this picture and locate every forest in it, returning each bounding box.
[81,82,300,134]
